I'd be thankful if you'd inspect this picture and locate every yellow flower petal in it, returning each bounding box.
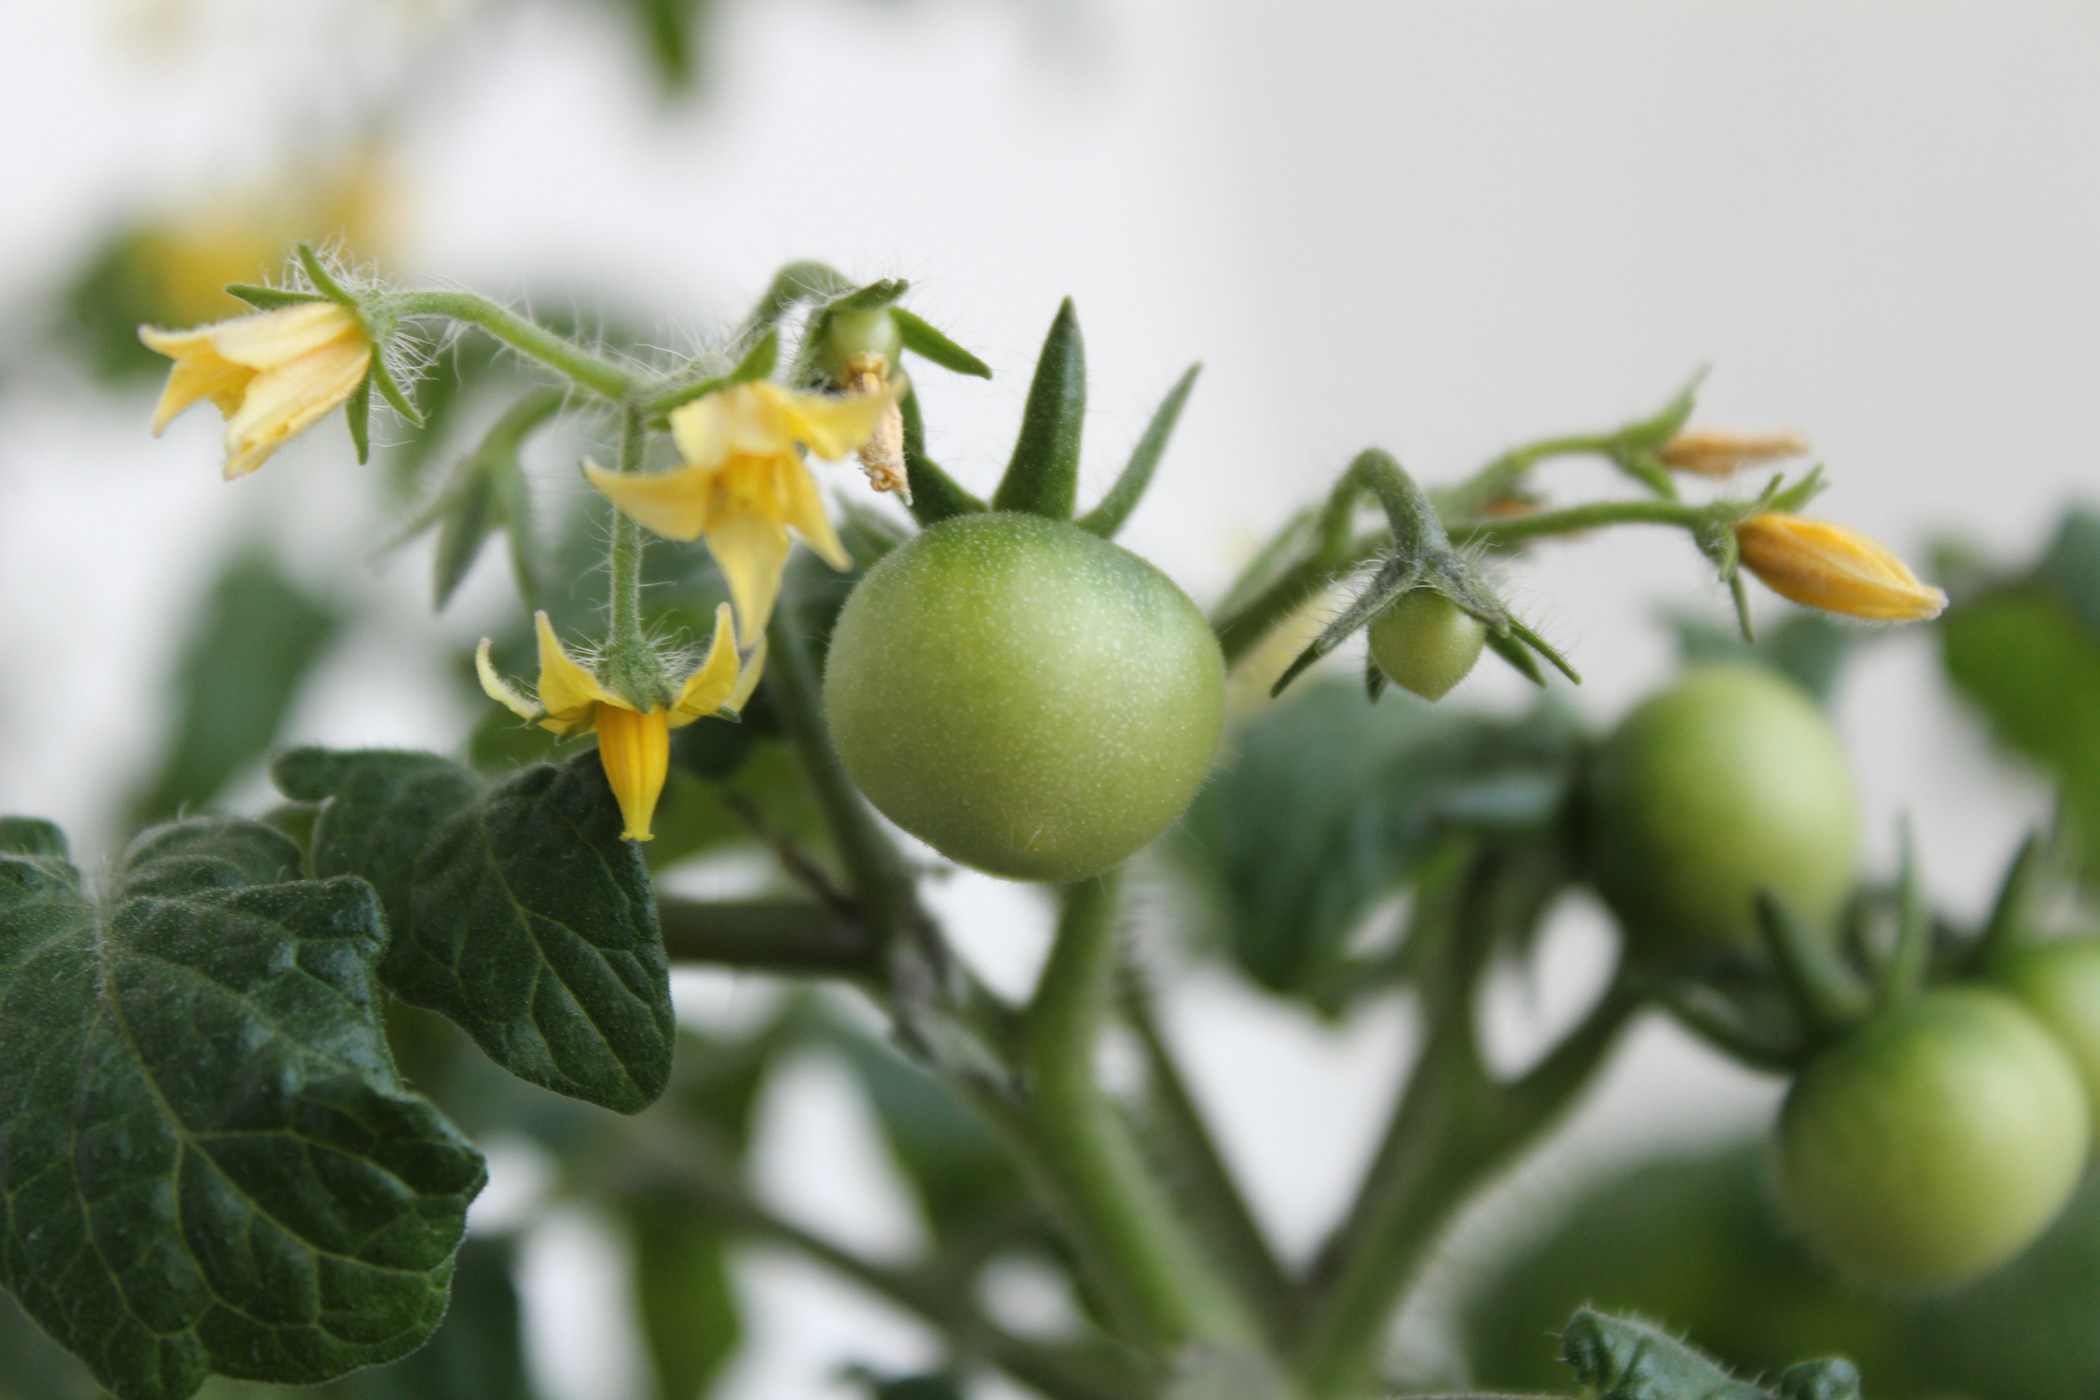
[139,325,254,432]
[667,391,737,470]
[780,454,852,571]
[140,302,371,476]
[476,638,543,721]
[780,383,898,459]
[709,513,792,646]
[585,459,716,542]
[533,611,615,733]
[221,333,372,479]
[728,634,767,712]
[669,604,742,727]
[1735,514,1948,623]
[208,301,366,367]
[593,703,671,842]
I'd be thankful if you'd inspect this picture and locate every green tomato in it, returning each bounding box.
[1774,987,2090,1289]
[1367,590,1486,701]
[1585,664,1862,959]
[823,511,1226,882]
[1990,935,2100,1145]
[816,307,904,380]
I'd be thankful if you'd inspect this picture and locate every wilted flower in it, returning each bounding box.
[1660,429,1810,478]
[140,301,371,479]
[1735,513,1947,622]
[476,603,763,841]
[585,380,895,643]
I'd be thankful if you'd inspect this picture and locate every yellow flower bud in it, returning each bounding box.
[140,302,371,479]
[1735,514,1947,623]
[1660,429,1809,478]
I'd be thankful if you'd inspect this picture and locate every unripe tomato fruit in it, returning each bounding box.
[816,307,904,381]
[1773,987,2089,1289]
[823,512,1226,882]
[1989,935,2100,1146]
[1585,664,1862,959]
[1367,591,1486,701]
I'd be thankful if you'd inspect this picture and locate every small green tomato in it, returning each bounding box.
[1366,591,1487,701]
[1989,934,2100,1145]
[823,511,1226,882]
[1774,987,2089,1289]
[815,307,904,382]
[1585,664,1862,960]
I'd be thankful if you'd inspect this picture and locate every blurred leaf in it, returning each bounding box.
[128,550,340,826]
[274,748,674,1113]
[2038,508,2100,632]
[0,816,485,1400]
[626,1194,741,1400]
[393,388,561,609]
[1669,609,1859,704]
[1173,683,1581,998]
[1942,587,2100,883]
[838,1369,969,1400]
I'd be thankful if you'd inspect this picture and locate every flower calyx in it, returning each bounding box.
[476,603,764,841]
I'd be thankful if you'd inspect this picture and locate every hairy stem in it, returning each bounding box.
[388,289,636,400]
[607,403,648,653]
[1447,497,1712,548]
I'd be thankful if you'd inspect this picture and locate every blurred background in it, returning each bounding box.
[3,2,2099,1397]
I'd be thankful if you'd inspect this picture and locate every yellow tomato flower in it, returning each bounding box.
[585,381,896,643]
[1735,513,1948,622]
[1659,428,1809,477]
[140,301,372,479]
[477,603,765,842]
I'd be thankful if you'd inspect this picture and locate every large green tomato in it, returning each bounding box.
[1585,664,1862,959]
[1774,987,2090,1288]
[823,512,1226,882]
[1990,935,2100,1146]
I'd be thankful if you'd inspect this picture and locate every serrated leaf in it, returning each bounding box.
[990,298,1085,520]
[128,550,341,827]
[273,749,675,1113]
[0,817,485,1400]
[890,308,991,379]
[1174,684,1578,997]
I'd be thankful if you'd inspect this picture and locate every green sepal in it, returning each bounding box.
[1876,818,1930,1010]
[1756,893,1872,1041]
[1614,366,1708,455]
[1078,362,1200,539]
[293,241,356,307]
[890,306,992,379]
[735,260,855,346]
[224,282,327,311]
[272,747,676,1113]
[0,815,486,1400]
[899,386,986,526]
[790,279,909,387]
[345,371,372,463]
[989,297,1086,518]
[367,349,425,428]
[1561,1308,1856,1400]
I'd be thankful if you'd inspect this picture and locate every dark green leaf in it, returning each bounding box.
[891,308,992,379]
[990,298,1085,520]
[0,817,485,1400]
[128,550,340,826]
[900,387,985,527]
[1174,684,1579,997]
[1942,587,2100,882]
[1077,363,1199,540]
[273,748,675,1113]
[310,1235,538,1400]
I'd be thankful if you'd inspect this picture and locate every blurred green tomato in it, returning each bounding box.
[1990,934,2100,1145]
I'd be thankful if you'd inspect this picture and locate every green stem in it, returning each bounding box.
[1447,497,1711,548]
[1122,972,1299,1345]
[1431,432,1621,518]
[607,403,648,652]
[387,289,636,400]
[982,875,1257,1351]
[621,1121,1150,1400]
[656,896,876,977]
[1212,527,1389,667]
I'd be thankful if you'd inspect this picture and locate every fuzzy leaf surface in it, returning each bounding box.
[0,817,485,1400]
[273,749,674,1113]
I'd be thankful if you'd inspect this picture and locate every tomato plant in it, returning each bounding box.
[824,510,1226,882]
[1585,663,1863,959]
[1367,589,1487,700]
[1773,987,2090,1288]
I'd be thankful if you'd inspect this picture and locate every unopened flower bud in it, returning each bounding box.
[1660,429,1809,478]
[1735,514,1947,622]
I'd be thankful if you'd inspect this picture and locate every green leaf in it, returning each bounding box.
[990,298,1086,520]
[899,387,986,527]
[306,1234,538,1400]
[891,307,991,379]
[272,748,675,1113]
[1562,1308,1840,1400]
[1077,363,1200,539]
[431,464,500,608]
[1942,587,2100,882]
[0,817,485,1400]
[128,550,341,826]
[624,1191,741,1400]
[1174,684,1579,998]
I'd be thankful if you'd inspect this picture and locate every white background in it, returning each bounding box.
[2,1,2094,1395]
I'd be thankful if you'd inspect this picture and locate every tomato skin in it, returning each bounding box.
[1584,664,1862,959]
[1774,987,2089,1289]
[1990,936,2100,1145]
[1366,591,1486,701]
[816,308,903,380]
[823,512,1226,882]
